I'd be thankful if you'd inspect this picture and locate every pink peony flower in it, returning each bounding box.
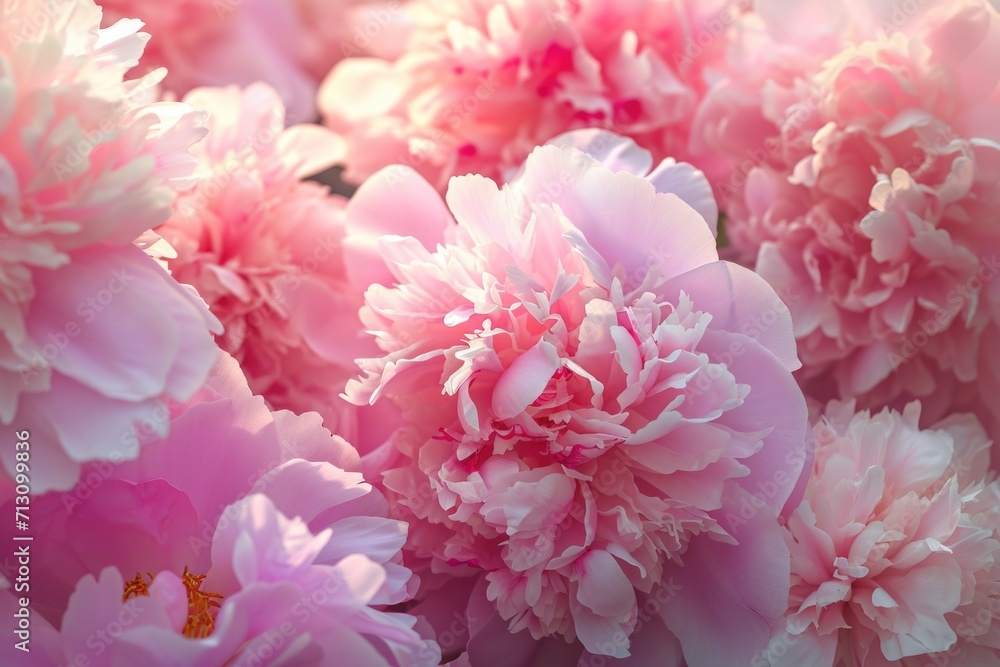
[760,400,1000,666]
[319,0,734,193]
[344,130,810,663]
[96,0,410,124]
[0,0,221,494]
[152,83,394,449]
[694,0,1000,442]
[0,352,440,667]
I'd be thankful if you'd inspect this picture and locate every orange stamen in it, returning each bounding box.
[121,567,224,639]
[180,566,224,639]
[122,572,154,601]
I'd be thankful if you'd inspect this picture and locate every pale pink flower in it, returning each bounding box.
[153,83,392,448]
[96,0,316,122]
[0,351,439,667]
[760,400,1000,666]
[344,130,809,663]
[96,0,410,124]
[319,0,734,193]
[695,0,1000,441]
[0,0,220,494]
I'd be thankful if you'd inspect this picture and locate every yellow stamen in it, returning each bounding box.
[122,572,154,601]
[121,567,224,639]
[181,566,224,639]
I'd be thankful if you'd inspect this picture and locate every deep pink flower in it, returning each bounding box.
[319,0,734,193]
[760,400,1000,666]
[695,0,1000,442]
[344,130,809,663]
[0,352,439,667]
[0,0,220,494]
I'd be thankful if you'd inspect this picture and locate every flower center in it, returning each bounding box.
[122,567,224,639]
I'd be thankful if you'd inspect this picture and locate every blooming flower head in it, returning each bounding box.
[761,400,1000,666]
[153,83,389,446]
[344,130,809,663]
[0,352,439,667]
[0,0,220,494]
[319,0,734,193]
[695,0,1000,438]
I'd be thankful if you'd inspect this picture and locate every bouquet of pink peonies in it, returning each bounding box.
[0,0,998,665]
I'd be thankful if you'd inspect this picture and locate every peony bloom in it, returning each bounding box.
[96,0,410,124]
[344,130,810,663]
[760,400,1000,666]
[153,83,392,449]
[0,0,220,494]
[319,0,735,193]
[0,352,440,667]
[694,0,1000,441]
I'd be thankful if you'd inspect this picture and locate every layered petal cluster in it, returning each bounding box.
[761,401,1000,666]
[695,0,1000,437]
[154,83,392,448]
[345,131,809,662]
[320,0,734,193]
[97,0,410,123]
[0,0,220,493]
[0,352,439,667]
